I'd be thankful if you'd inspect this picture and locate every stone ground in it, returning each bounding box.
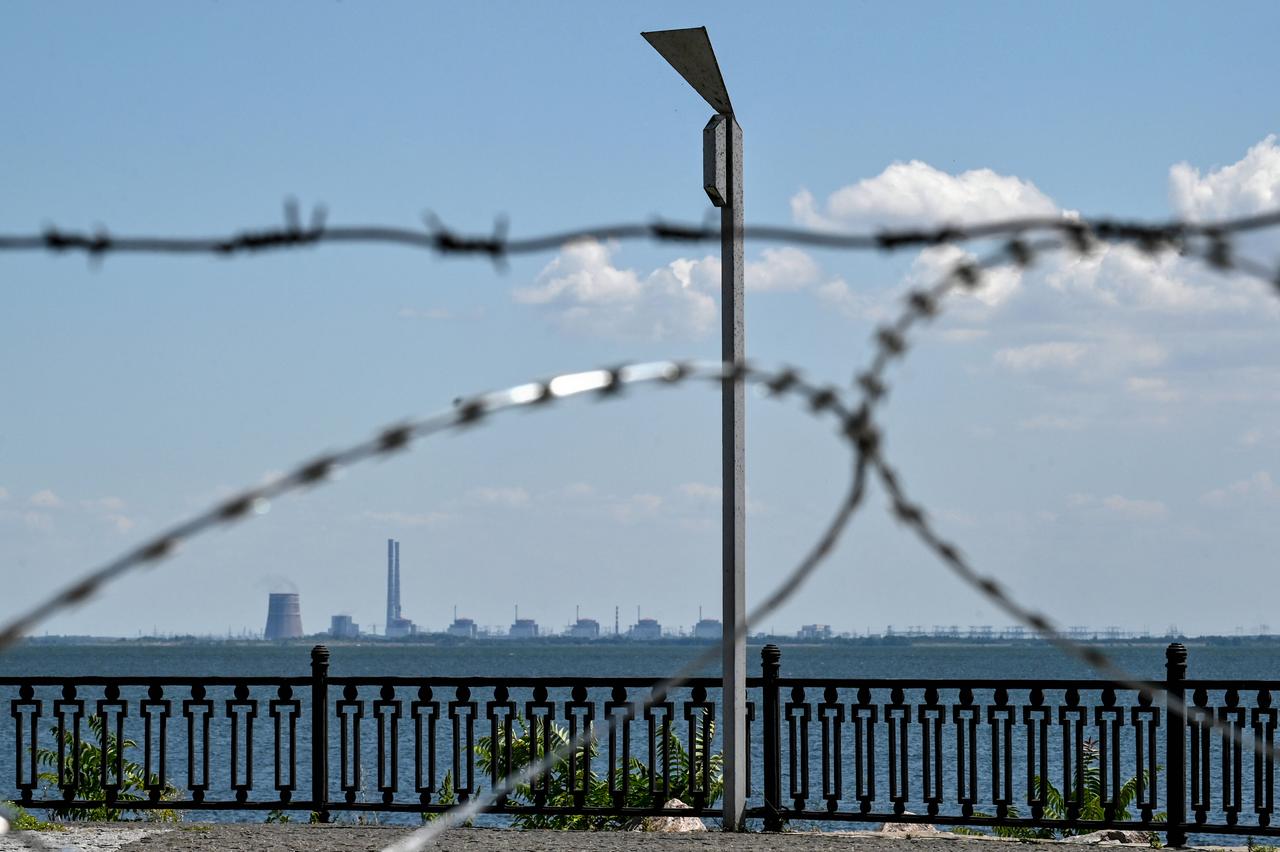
[0,825,1247,852]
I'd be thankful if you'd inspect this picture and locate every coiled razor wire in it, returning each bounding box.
[2,209,1280,849]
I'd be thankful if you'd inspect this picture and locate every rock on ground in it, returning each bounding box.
[635,799,708,832]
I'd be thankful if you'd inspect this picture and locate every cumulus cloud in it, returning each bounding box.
[1201,471,1277,506]
[514,240,718,341]
[791,160,1061,230]
[1171,135,1280,221]
[517,240,840,340]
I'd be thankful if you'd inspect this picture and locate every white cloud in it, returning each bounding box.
[791,160,1060,230]
[467,486,531,508]
[1171,135,1280,221]
[28,489,62,508]
[938,328,989,344]
[1201,471,1277,506]
[515,240,718,341]
[1043,244,1268,315]
[994,342,1089,373]
[516,241,836,339]
[745,247,823,292]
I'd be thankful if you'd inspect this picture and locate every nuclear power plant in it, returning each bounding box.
[263,592,304,640]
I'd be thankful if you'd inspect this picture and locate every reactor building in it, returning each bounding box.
[264,592,304,640]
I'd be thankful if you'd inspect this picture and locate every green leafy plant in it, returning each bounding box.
[35,716,181,822]
[425,716,722,830]
[1,801,65,832]
[954,738,1164,843]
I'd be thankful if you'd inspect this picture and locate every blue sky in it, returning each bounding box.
[3,2,1280,638]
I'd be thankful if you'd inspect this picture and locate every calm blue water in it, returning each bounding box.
[2,640,1277,840]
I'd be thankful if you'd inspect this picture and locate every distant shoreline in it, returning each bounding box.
[17,633,1278,648]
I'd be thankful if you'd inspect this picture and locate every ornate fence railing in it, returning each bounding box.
[2,642,1275,843]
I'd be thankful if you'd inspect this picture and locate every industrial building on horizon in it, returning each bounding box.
[264,592,303,640]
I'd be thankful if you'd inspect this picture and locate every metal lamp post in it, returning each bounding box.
[642,26,746,831]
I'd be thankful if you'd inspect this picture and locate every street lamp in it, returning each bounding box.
[642,26,746,831]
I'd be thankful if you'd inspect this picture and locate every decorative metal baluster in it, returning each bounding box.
[785,685,810,812]
[1218,688,1245,826]
[96,684,128,808]
[267,684,299,804]
[987,688,1014,820]
[373,684,402,805]
[885,687,909,816]
[745,700,756,799]
[448,686,476,803]
[411,686,439,807]
[1253,689,1276,828]
[851,685,877,814]
[953,687,978,819]
[1095,687,1125,822]
[645,694,674,806]
[1023,688,1049,819]
[604,686,632,809]
[486,686,516,807]
[182,685,212,803]
[918,687,943,818]
[225,684,257,804]
[337,684,363,804]
[1130,688,1159,824]
[566,685,595,810]
[818,686,844,814]
[1190,688,1212,825]
[11,684,41,804]
[53,684,84,802]
[525,686,555,809]
[683,685,714,810]
[1058,688,1086,823]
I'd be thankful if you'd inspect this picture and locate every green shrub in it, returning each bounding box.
[427,716,722,830]
[954,738,1163,843]
[35,715,181,822]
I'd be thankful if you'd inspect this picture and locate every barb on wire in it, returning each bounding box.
[5,202,1280,274]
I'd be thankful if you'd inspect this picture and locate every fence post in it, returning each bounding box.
[761,644,783,831]
[311,644,330,823]
[1165,642,1187,848]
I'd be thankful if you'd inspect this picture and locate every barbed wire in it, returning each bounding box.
[4,207,1280,850]
[2,202,1280,283]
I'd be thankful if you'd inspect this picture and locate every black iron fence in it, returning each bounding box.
[2,642,1276,843]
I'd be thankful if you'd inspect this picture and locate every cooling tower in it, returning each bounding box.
[264,592,304,640]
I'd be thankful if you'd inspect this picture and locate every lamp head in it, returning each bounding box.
[642,26,733,115]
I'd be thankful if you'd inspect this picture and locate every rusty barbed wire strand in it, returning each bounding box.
[4,202,1280,278]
